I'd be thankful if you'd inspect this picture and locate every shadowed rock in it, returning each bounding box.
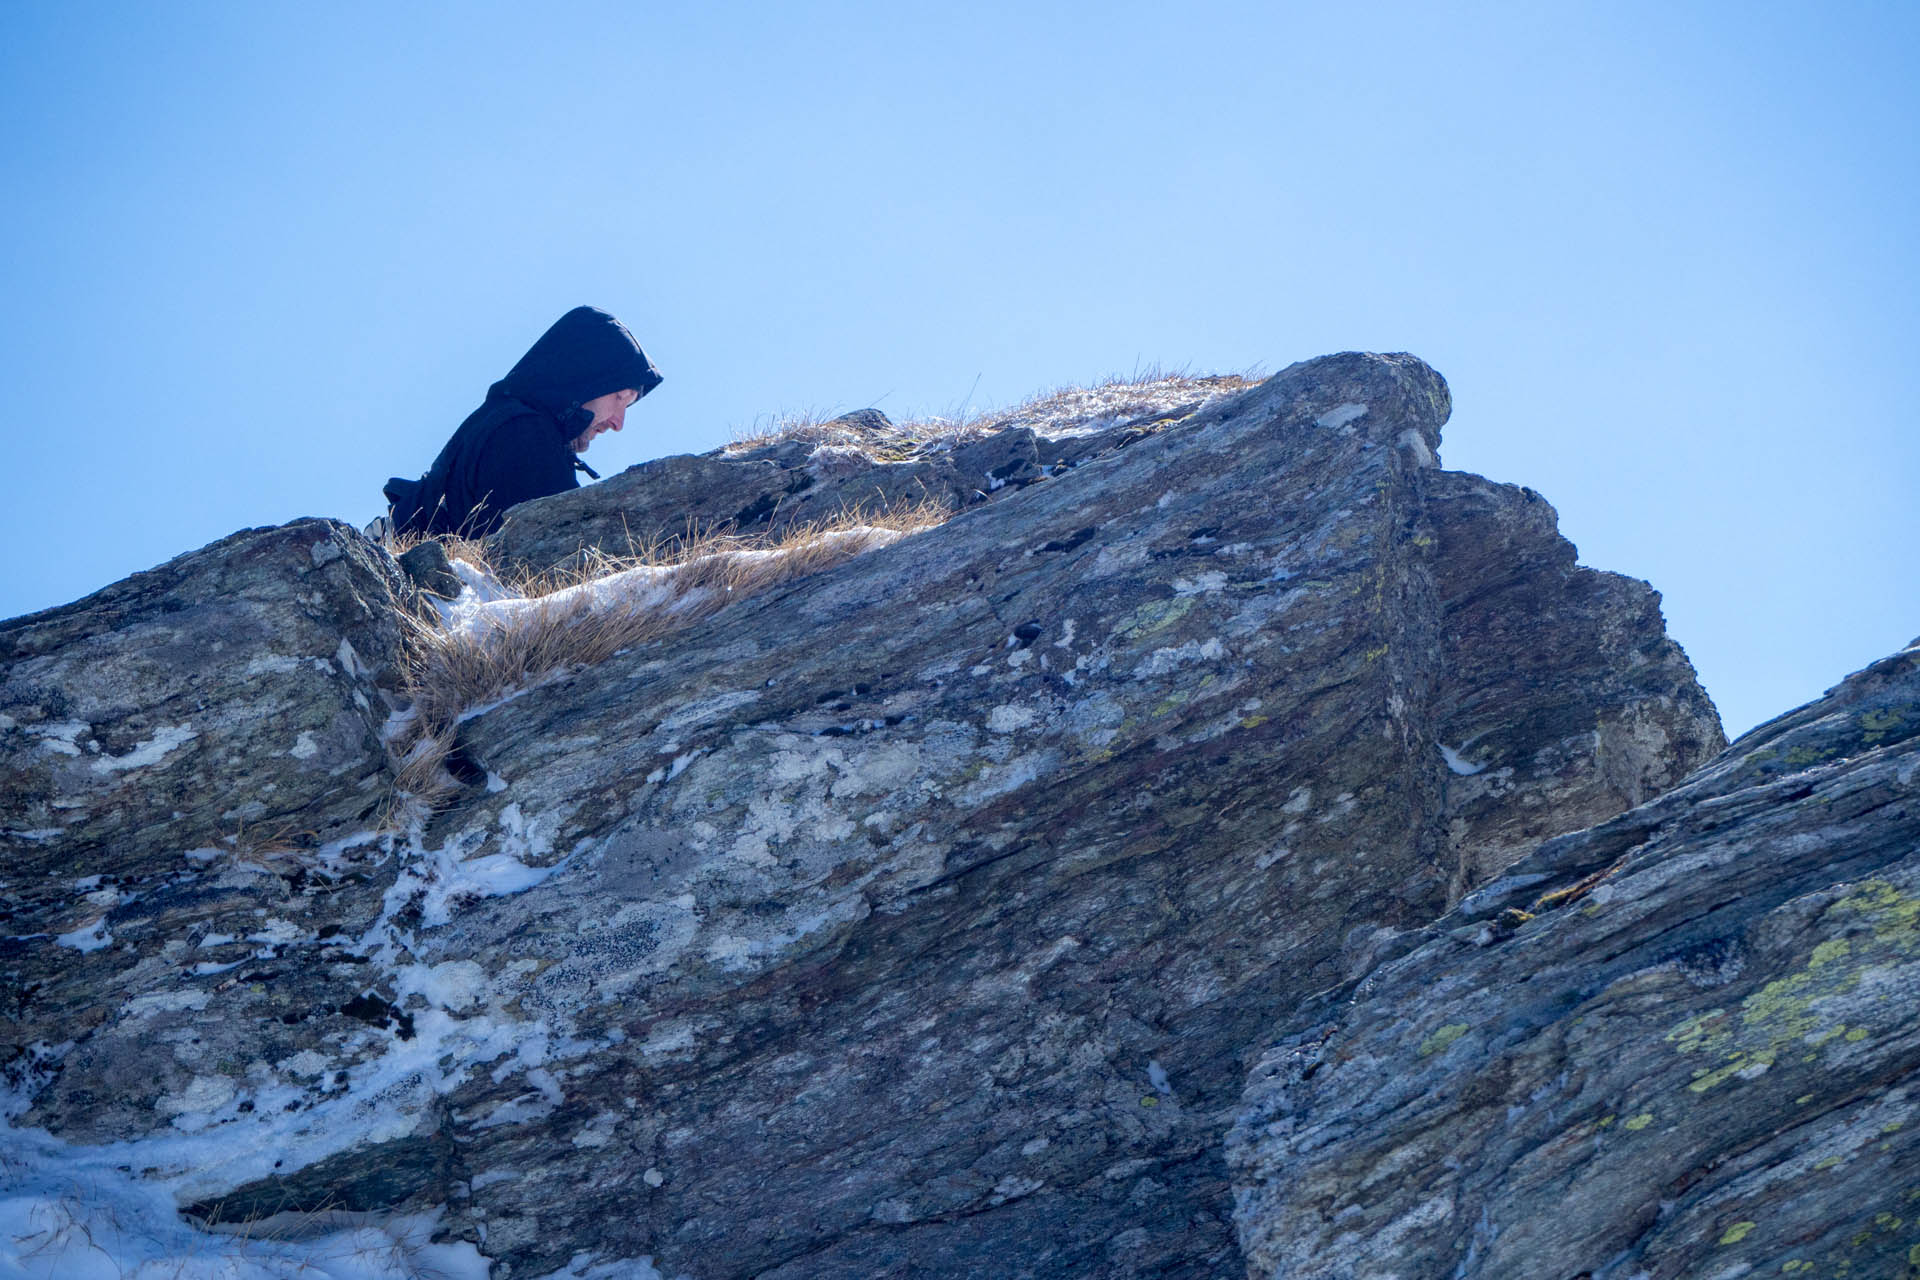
[1229,639,1920,1280]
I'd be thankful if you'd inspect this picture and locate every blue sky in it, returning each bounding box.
[1,0,1913,737]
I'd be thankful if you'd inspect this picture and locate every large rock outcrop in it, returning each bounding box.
[1,353,1722,1278]
[0,519,415,1147]
[1228,639,1920,1279]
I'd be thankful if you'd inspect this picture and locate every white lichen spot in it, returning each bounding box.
[1282,786,1313,814]
[1314,402,1368,430]
[988,705,1037,734]
[1173,572,1227,595]
[278,1050,331,1077]
[1397,428,1437,468]
[158,1074,236,1117]
[288,731,320,760]
[1439,743,1488,776]
[1134,637,1226,677]
[572,1112,620,1149]
[643,1167,666,1187]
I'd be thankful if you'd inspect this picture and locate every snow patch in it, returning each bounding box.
[31,721,90,757]
[54,920,113,953]
[91,725,196,774]
[1439,743,1488,776]
[535,1252,666,1280]
[0,1140,488,1280]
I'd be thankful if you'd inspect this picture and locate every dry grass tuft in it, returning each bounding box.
[722,368,1263,461]
[386,499,948,811]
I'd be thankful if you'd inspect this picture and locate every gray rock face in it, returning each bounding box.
[2,354,1724,1279]
[0,519,413,1144]
[485,384,1250,581]
[1,519,409,882]
[1228,639,1920,1280]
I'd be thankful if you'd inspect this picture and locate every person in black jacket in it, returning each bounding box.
[385,306,663,537]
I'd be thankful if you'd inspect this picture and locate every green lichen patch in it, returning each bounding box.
[1111,596,1197,644]
[1809,938,1852,969]
[1832,879,1920,945]
[1859,706,1907,745]
[1418,1023,1469,1057]
[1719,1220,1757,1245]
[1784,745,1837,768]
[1663,876,1919,1094]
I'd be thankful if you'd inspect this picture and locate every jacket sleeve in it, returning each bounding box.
[464,414,580,532]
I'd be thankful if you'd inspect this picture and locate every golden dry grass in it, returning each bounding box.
[386,500,947,810]
[723,368,1263,460]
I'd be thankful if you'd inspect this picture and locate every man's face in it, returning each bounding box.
[574,388,639,451]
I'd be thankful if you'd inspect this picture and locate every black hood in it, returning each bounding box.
[491,306,663,423]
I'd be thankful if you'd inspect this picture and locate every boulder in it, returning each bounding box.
[0,518,411,1142]
[1228,639,1920,1279]
[2,355,1724,1278]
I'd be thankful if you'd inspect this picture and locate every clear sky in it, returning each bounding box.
[1,1,1913,738]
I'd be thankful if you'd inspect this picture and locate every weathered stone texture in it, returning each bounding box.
[1,355,1728,1279]
[1,518,410,1141]
[1229,639,1920,1280]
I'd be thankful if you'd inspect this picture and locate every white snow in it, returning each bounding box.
[394,960,488,1013]
[536,1252,665,1280]
[0,1140,489,1280]
[440,530,904,650]
[54,919,113,953]
[402,844,559,930]
[1147,1060,1172,1096]
[91,725,197,774]
[1438,743,1488,776]
[30,720,90,756]
[0,801,590,1278]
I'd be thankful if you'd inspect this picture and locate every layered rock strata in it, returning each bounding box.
[1,353,1722,1278]
[1229,639,1920,1280]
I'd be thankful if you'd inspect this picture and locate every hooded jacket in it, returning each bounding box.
[386,307,662,537]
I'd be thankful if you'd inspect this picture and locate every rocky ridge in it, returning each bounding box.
[2,352,1733,1278]
[1229,636,1920,1280]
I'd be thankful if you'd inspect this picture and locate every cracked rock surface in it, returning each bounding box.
[2,353,1724,1278]
[1228,638,1920,1280]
